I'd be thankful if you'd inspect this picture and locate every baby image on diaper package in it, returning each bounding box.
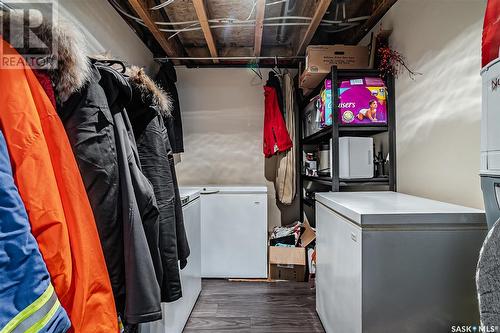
[337,77,388,125]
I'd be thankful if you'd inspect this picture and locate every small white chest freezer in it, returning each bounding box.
[200,186,268,278]
[315,192,486,333]
[339,137,373,179]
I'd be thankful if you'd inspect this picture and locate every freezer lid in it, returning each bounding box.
[199,186,268,194]
[179,188,201,205]
[315,191,486,226]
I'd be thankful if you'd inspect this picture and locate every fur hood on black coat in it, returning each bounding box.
[0,11,91,102]
[127,66,172,117]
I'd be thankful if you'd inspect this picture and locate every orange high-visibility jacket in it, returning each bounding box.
[0,39,119,333]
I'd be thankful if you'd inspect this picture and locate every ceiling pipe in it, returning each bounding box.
[155,55,305,61]
[277,0,290,44]
[157,22,313,34]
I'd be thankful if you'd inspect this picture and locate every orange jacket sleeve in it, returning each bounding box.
[0,39,118,333]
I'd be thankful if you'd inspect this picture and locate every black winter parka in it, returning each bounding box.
[127,67,190,302]
[58,63,162,325]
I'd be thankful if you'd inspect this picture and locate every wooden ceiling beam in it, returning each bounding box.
[344,0,398,44]
[127,0,183,57]
[192,0,219,63]
[296,0,332,56]
[253,0,266,57]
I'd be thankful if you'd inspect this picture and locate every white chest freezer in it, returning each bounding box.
[315,192,486,333]
[140,189,202,333]
[200,186,268,278]
[480,59,500,229]
[480,0,500,229]
[480,59,500,176]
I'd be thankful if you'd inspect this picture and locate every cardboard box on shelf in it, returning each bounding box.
[299,44,370,90]
[268,246,306,282]
[299,71,328,90]
[306,45,370,73]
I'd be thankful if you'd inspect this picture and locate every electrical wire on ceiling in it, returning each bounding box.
[266,0,287,6]
[244,0,293,21]
[168,21,200,39]
[151,0,176,10]
[0,0,13,11]
[109,0,370,36]
[245,1,257,21]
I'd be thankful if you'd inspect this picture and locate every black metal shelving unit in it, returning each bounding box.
[297,66,397,225]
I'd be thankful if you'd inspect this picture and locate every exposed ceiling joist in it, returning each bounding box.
[296,0,333,56]
[253,0,266,57]
[192,0,219,63]
[127,0,183,57]
[345,0,398,44]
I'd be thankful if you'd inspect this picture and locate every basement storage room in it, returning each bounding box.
[0,0,499,332]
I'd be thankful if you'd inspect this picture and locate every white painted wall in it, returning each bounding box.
[57,0,154,70]
[174,67,298,230]
[362,0,487,209]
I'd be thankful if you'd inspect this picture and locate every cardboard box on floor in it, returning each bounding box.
[268,221,316,282]
[299,44,370,89]
[269,246,306,282]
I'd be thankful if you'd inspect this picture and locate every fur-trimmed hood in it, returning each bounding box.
[0,11,91,102]
[127,66,172,117]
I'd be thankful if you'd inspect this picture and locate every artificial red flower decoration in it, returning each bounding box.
[378,46,421,80]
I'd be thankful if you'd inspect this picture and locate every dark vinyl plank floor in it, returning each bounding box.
[184,279,325,333]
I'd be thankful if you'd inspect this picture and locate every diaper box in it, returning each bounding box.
[338,77,388,125]
[321,80,333,126]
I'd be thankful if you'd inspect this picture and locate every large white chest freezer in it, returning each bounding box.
[481,0,500,229]
[140,189,202,333]
[200,186,268,278]
[315,192,486,333]
[480,58,500,229]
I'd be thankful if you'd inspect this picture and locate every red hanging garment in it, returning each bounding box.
[482,0,500,68]
[263,86,292,158]
[33,70,57,107]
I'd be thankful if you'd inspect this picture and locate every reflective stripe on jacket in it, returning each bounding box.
[0,129,71,333]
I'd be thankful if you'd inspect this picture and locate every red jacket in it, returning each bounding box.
[482,0,500,68]
[263,86,292,157]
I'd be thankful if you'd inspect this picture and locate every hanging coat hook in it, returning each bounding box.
[273,56,282,75]
[250,59,263,80]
